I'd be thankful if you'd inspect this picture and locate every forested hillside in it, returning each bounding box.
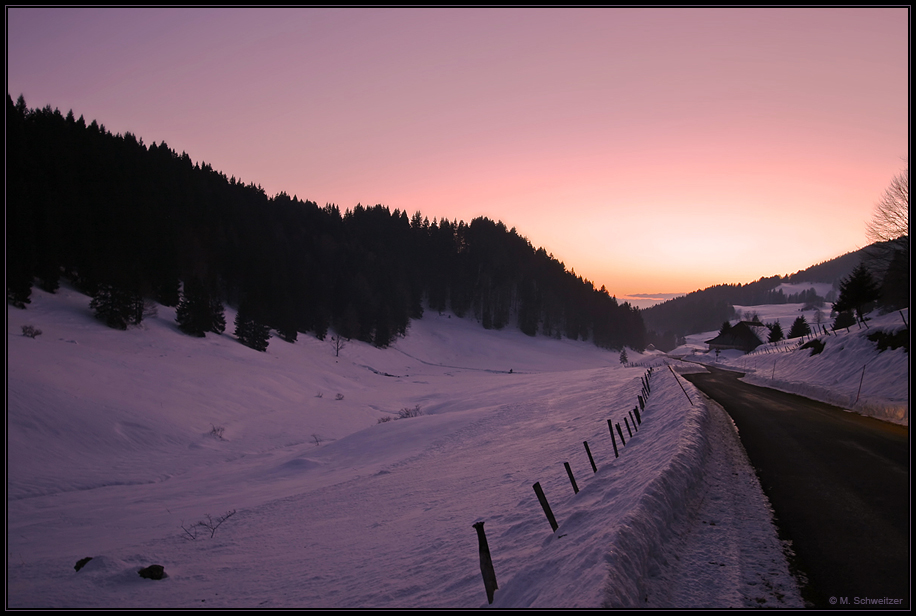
[784,250,866,285]
[640,245,903,346]
[6,95,645,351]
[640,276,800,345]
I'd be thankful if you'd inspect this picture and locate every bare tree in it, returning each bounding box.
[180,510,236,540]
[863,165,909,309]
[865,165,909,266]
[330,335,346,357]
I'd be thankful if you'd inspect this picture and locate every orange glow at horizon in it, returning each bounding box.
[7,7,908,298]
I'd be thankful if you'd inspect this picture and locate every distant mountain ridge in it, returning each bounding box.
[641,246,876,346]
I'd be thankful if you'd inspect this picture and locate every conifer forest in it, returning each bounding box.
[7,95,646,352]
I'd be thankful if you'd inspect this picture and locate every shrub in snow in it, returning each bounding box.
[800,339,825,356]
[377,416,393,424]
[398,405,422,419]
[209,425,225,440]
[335,393,344,401]
[138,564,167,580]
[21,325,42,338]
[868,329,909,353]
[181,510,236,540]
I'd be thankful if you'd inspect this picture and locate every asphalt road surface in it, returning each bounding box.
[682,365,909,609]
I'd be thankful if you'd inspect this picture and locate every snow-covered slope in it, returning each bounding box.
[6,286,817,607]
[672,303,909,425]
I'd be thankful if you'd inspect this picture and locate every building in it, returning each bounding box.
[705,321,770,353]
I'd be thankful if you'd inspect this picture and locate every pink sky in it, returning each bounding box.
[7,8,909,299]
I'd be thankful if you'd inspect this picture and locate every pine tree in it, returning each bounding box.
[768,320,784,343]
[788,315,811,339]
[877,249,909,310]
[833,263,881,323]
[90,283,143,329]
[209,293,226,334]
[7,270,32,309]
[234,303,269,351]
[833,311,856,331]
[177,278,212,336]
[176,278,225,336]
[176,283,205,337]
[619,348,629,365]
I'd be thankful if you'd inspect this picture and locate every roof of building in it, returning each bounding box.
[705,321,769,350]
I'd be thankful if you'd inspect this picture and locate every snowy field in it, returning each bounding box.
[9,285,904,608]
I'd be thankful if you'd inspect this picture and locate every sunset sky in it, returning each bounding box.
[7,7,908,301]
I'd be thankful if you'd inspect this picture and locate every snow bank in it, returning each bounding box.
[674,306,908,426]
[732,311,908,425]
[601,375,711,607]
[489,364,714,608]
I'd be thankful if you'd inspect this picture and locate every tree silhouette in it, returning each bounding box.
[865,165,908,265]
[6,96,651,352]
[862,165,909,311]
[176,278,225,336]
[877,248,909,310]
[329,335,346,357]
[90,283,143,329]
[234,302,270,351]
[833,311,856,331]
[833,263,881,323]
[768,320,784,343]
[788,315,811,339]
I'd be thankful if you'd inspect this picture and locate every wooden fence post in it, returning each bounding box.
[472,521,498,604]
[854,363,867,404]
[669,365,694,406]
[584,441,597,473]
[564,462,579,494]
[607,419,619,457]
[533,482,558,532]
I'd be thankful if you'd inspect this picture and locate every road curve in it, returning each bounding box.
[682,365,909,609]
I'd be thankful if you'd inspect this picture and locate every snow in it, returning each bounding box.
[8,285,903,608]
[671,303,909,426]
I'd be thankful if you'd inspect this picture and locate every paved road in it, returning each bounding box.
[682,366,909,609]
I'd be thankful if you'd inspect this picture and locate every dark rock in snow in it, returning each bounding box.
[138,564,167,580]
